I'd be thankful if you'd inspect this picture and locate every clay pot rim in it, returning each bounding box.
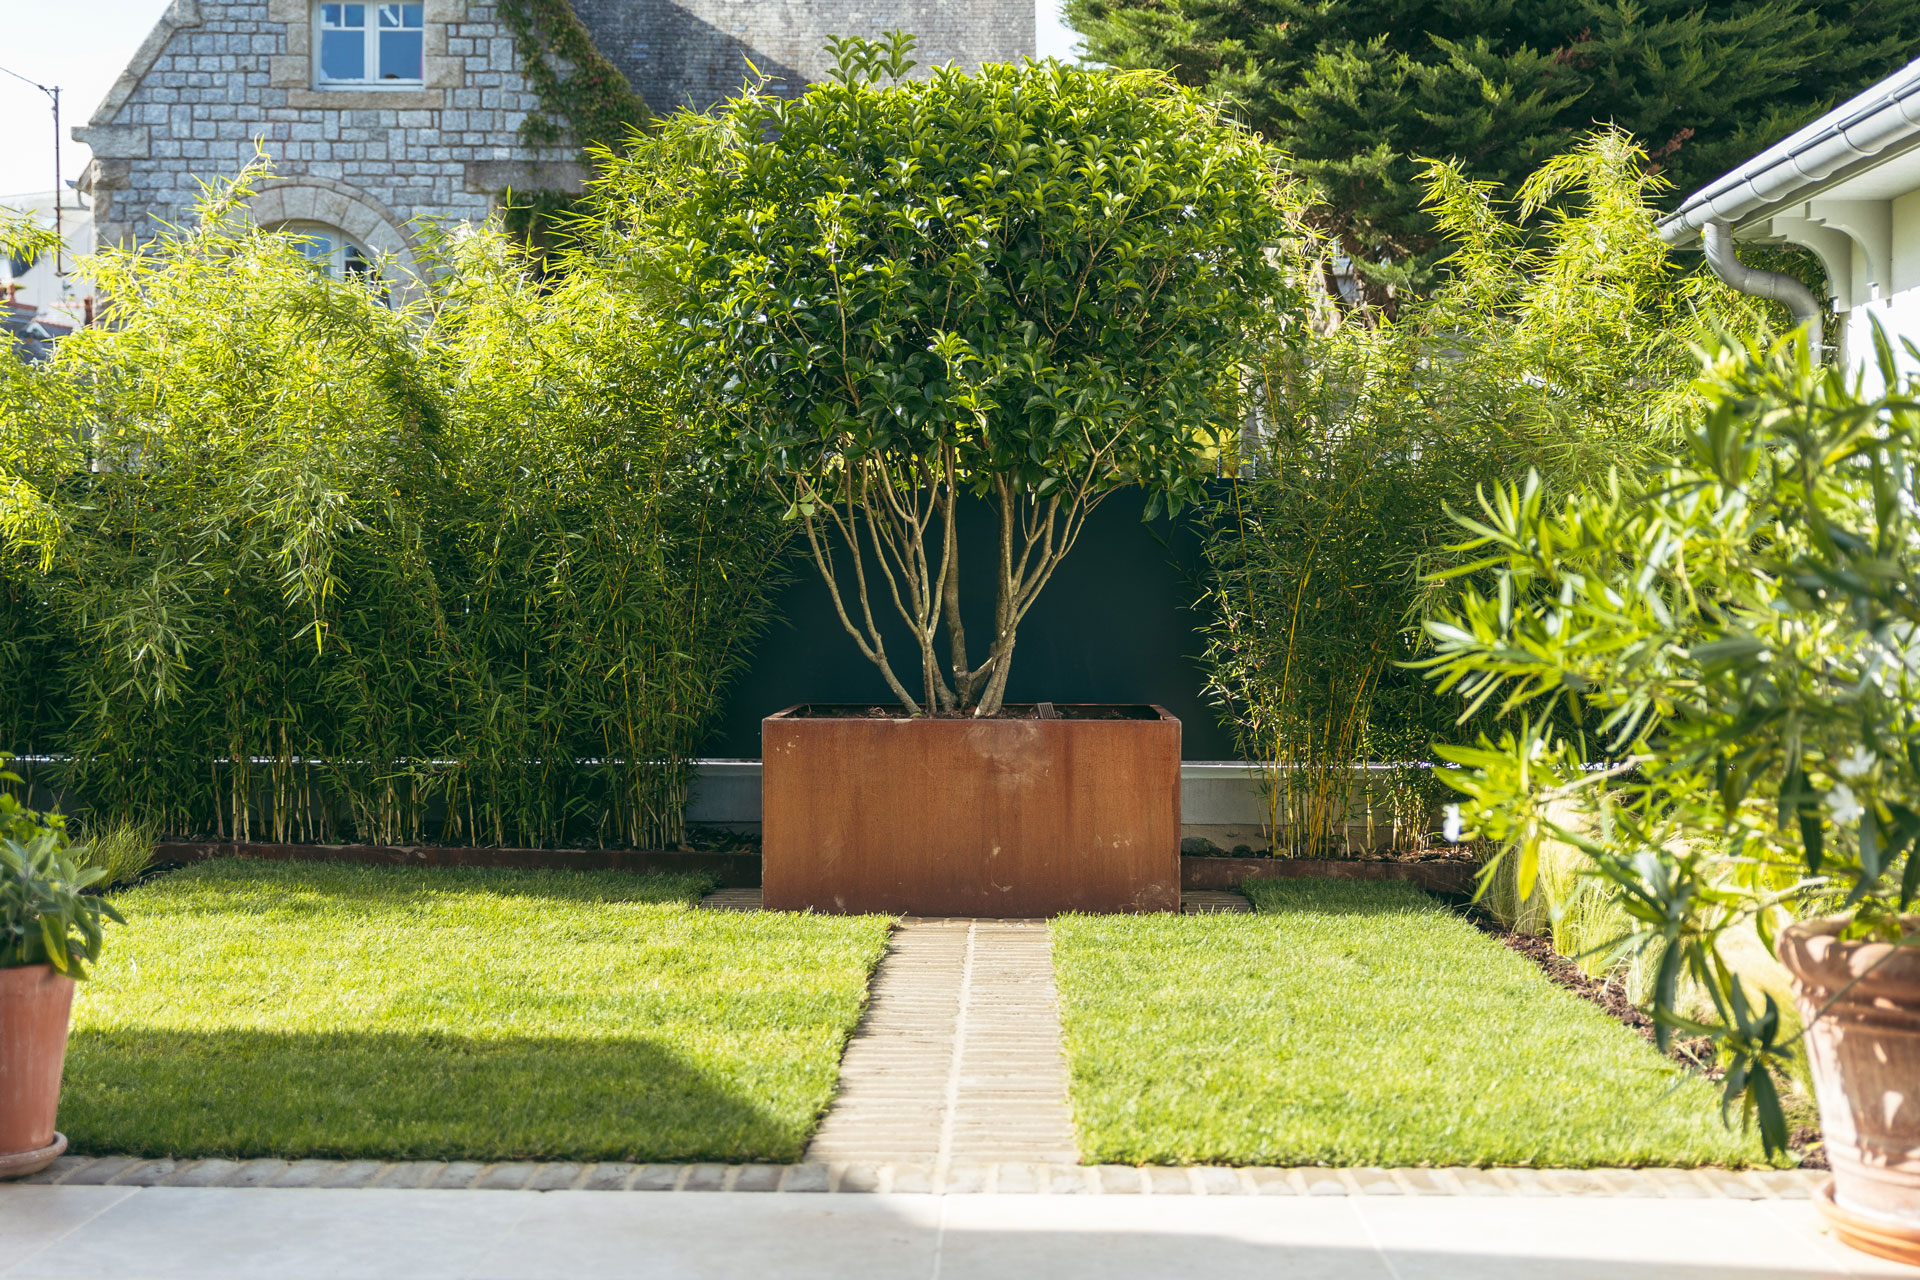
[0,1131,67,1182]
[1777,914,1920,991]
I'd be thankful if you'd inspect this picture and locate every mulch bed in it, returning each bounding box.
[1462,909,1827,1170]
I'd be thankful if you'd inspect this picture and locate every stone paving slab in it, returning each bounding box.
[5,1183,1907,1280]
[16,1155,1826,1197]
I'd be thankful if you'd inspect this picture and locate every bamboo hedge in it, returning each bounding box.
[0,166,786,847]
[1200,132,1791,857]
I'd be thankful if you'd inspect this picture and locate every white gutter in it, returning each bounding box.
[1659,56,1920,247]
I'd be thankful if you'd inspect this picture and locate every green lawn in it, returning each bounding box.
[1052,878,1767,1168]
[64,860,892,1162]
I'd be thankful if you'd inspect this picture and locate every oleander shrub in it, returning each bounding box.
[1419,333,1920,1151]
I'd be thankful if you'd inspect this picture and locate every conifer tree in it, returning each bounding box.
[1065,0,1920,301]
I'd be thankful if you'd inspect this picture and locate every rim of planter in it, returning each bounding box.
[766,703,1176,722]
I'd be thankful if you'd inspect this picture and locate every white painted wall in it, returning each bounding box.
[1839,289,1920,394]
[1835,186,1920,394]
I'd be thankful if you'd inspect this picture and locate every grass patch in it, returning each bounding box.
[65,859,891,1162]
[1052,878,1766,1168]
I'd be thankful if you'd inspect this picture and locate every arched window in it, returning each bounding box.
[273,221,377,281]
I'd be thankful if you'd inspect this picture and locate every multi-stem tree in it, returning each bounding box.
[623,33,1304,715]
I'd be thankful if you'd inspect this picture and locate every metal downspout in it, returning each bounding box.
[1702,220,1825,357]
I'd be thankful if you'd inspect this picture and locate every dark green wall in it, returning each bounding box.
[709,489,1241,760]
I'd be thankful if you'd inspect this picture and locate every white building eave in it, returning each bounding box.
[1658,57,1920,250]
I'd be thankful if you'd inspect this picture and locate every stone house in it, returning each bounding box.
[76,0,1033,281]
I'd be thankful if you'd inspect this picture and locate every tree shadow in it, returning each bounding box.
[59,1027,799,1163]
[565,0,809,113]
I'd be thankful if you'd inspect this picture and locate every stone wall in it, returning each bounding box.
[77,0,576,267]
[76,0,1036,266]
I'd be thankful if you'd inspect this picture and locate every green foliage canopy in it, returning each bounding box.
[615,36,1305,714]
[1065,0,1920,299]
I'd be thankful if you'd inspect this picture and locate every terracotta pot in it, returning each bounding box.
[763,703,1180,916]
[1776,916,1920,1267]
[0,963,76,1179]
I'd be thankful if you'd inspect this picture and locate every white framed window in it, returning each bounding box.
[276,222,377,281]
[315,3,424,86]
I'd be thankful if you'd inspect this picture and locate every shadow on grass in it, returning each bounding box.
[1239,877,1443,917]
[60,1026,796,1164]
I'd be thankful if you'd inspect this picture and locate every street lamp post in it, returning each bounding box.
[0,64,64,277]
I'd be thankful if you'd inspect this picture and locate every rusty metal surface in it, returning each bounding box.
[762,706,1181,916]
[152,843,764,886]
[1180,855,1476,897]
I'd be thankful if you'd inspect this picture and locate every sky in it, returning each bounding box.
[0,1,1084,200]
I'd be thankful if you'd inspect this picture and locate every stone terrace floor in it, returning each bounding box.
[4,1182,1915,1278]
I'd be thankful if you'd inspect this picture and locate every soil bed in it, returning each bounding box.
[1181,840,1473,864]
[1182,855,1476,897]
[151,841,764,886]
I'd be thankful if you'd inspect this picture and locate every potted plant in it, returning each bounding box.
[1420,336,1920,1263]
[1,770,119,1179]
[616,34,1301,913]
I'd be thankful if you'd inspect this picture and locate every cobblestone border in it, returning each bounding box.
[14,1156,1823,1198]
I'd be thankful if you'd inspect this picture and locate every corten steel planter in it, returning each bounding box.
[763,704,1180,916]
[1777,917,1920,1267]
[0,963,76,1180]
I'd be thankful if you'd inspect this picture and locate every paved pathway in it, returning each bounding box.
[4,1184,1913,1278]
[805,919,1080,1169]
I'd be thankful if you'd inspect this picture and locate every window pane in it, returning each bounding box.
[287,230,335,267]
[379,28,423,79]
[403,3,422,25]
[319,28,365,81]
[344,4,365,26]
[378,3,421,27]
[320,4,342,25]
